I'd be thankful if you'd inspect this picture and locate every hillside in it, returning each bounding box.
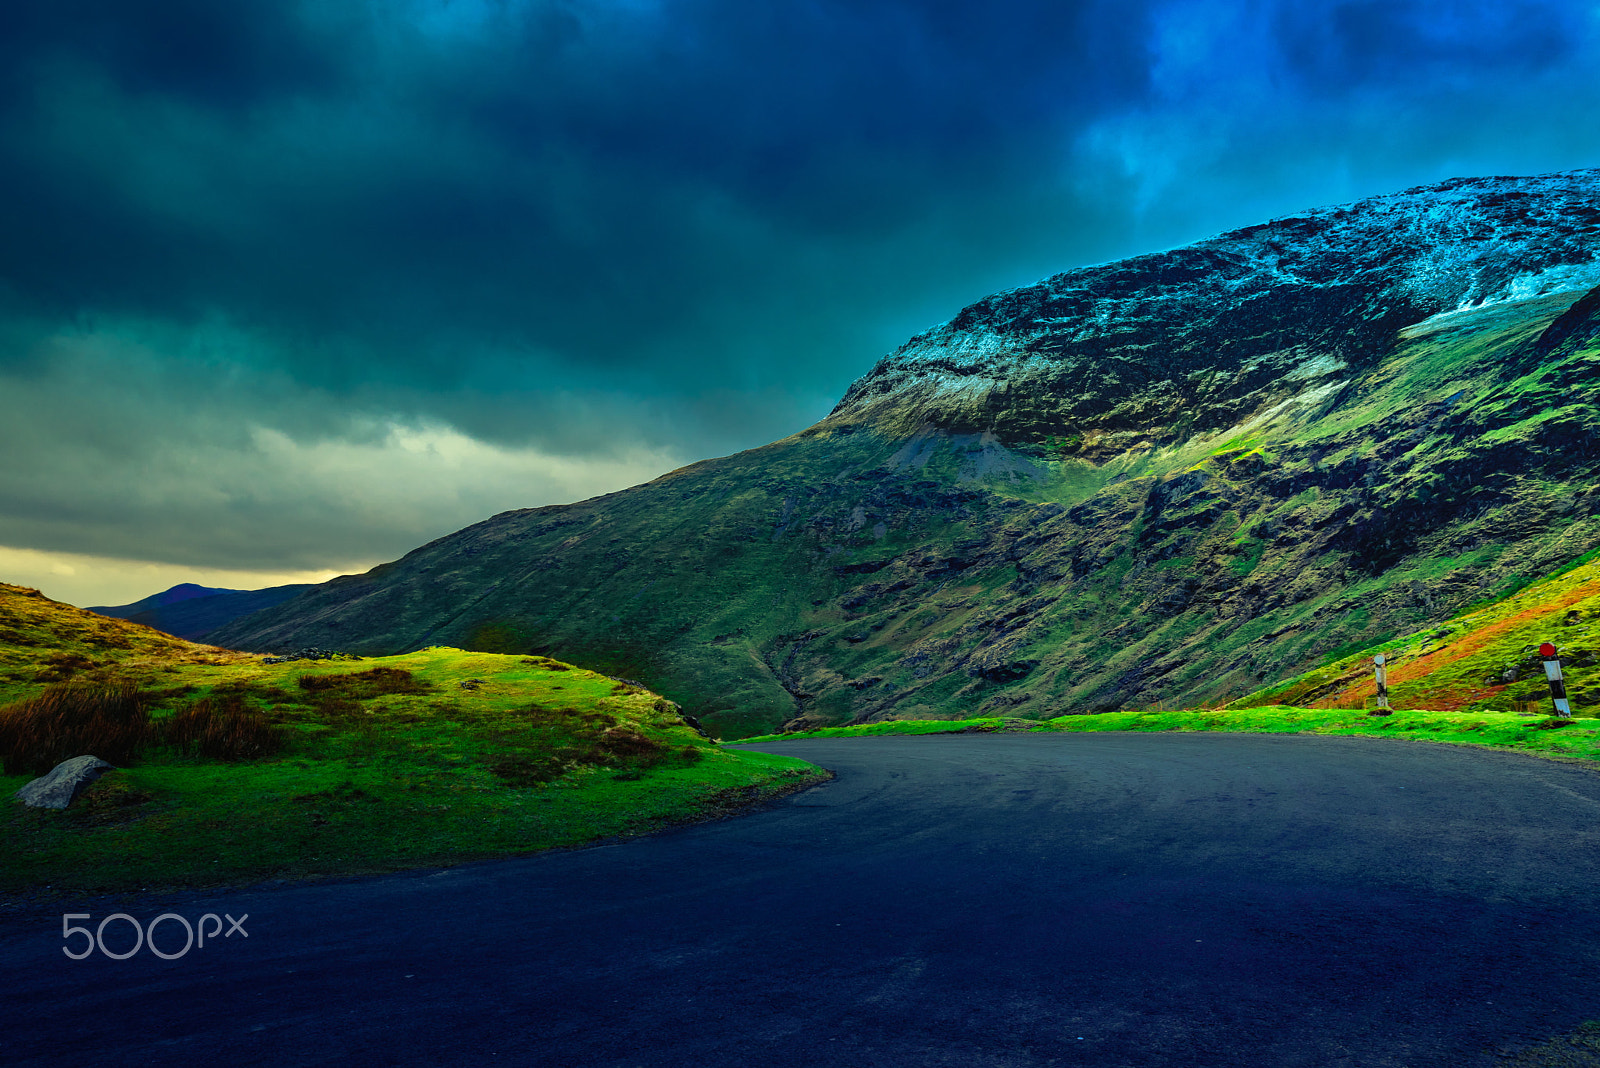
[211,170,1600,738]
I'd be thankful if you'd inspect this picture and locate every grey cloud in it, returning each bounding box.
[0,322,684,570]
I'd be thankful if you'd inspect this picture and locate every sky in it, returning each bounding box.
[2,0,1599,607]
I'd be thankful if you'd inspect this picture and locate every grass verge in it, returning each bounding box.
[737,706,1600,766]
[734,716,1020,744]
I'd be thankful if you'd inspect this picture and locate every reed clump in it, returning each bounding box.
[0,680,152,775]
[164,694,285,761]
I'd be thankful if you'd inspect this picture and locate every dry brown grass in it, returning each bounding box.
[297,667,432,698]
[293,667,432,721]
[164,694,286,761]
[0,680,152,775]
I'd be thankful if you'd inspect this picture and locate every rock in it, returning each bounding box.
[261,646,354,664]
[459,678,485,690]
[15,756,114,810]
[832,172,1600,441]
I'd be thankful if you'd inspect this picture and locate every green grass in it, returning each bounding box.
[1210,433,1263,456]
[2,743,817,896]
[739,705,1600,764]
[1235,549,1600,715]
[0,581,242,707]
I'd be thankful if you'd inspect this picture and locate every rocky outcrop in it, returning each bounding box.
[1533,284,1600,358]
[832,170,1600,442]
[260,647,358,665]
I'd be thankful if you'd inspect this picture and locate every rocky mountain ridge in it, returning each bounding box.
[211,170,1600,737]
[835,169,1600,446]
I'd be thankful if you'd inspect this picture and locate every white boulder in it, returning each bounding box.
[15,756,114,810]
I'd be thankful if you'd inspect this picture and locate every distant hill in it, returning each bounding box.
[210,169,1600,738]
[111,582,236,607]
[90,583,313,642]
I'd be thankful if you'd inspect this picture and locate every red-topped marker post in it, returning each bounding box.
[1369,654,1392,716]
[1540,643,1572,718]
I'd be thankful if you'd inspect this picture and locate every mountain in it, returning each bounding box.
[210,169,1600,738]
[90,583,314,642]
[97,582,235,608]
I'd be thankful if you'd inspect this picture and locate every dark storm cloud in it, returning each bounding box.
[1,0,1599,587]
[1280,1,1582,89]
[0,0,343,109]
[443,1,1146,216]
[1085,0,1600,253]
[0,0,1155,445]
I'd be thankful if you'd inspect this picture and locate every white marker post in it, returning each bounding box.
[1540,642,1572,719]
[1369,654,1392,716]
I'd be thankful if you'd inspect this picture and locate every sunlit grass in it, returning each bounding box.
[740,705,1600,765]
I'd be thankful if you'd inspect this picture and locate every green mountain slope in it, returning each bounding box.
[211,172,1600,738]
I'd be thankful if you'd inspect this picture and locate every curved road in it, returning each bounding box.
[6,733,1600,1067]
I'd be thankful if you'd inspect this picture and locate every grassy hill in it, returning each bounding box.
[0,581,250,702]
[0,584,823,897]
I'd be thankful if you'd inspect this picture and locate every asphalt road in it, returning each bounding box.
[5,732,1600,1067]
